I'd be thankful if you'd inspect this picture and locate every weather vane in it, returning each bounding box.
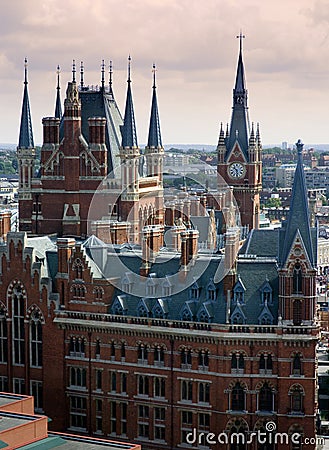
[236,31,245,52]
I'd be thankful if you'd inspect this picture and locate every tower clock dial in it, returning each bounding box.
[228,162,245,179]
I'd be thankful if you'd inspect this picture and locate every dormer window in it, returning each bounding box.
[233,278,246,304]
[190,282,199,300]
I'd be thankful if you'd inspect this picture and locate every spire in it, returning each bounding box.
[121,56,138,148]
[218,122,225,146]
[18,58,34,149]
[249,122,255,146]
[226,32,250,160]
[109,60,113,95]
[54,65,62,119]
[72,59,76,83]
[147,64,162,148]
[280,140,315,266]
[101,59,105,91]
[80,61,84,88]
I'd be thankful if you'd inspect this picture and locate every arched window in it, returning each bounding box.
[259,383,273,412]
[259,354,273,374]
[121,342,126,360]
[138,344,148,363]
[30,311,43,367]
[198,309,210,323]
[289,385,304,413]
[227,418,248,450]
[110,342,115,360]
[181,349,192,368]
[231,382,245,411]
[0,307,7,363]
[292,354,302,376]
[292,263,303,294]
[231,353,244,373]
[73,259,83,279]
[181,307,193,322]
[12,286,25,365]
[198,351,209,369]
[154,346,165,366]
[293,300,302,326]
[95,340,101,358]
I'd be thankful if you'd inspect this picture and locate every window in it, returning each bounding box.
[70,396,87,430]
[234,288,245,304]
[138,405,150,439]
[110,401,116,434]
[259,354,273,374]
[138,344,148,364]
[198,351,209,370]
[94,287,103,301]
[95,339,101,359]
[154,377,165,398]
[30,311,42,367]
[121,372,127,393]
[290,385,304,413]
[154,346,165,366]
[13,378,25,395]
[121,342,126,360]
[258,383,273,412]
[12,288,25,365]
[181,348,192,369]
[154,407,166,441]
[190,286,199,300]
[121,403,127,435]
[138,423,149,438]
[182,410,193,425]
[293,300,302,326]
[199,412,210,429]
[0,308,7,363]
[111,341,116,360]
[207,288,216,301]
[70,367,87,388]
[31,380,43,412]
[138,375,149,396]
[198,309,210,323]
[181,410,193,445]
[73,259,83,279]
[96,369,102,391]
[95,399,103,433]
[181,380,193,402]
[111,372,116,392]
[292,354,302,376]
[69,337,85,357]
[198,382,210,403]
[231,353,244,374]
[0,376,8,392]
[231,382,245,411]
[292,263,303,294]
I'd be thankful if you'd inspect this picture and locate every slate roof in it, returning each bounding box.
[121,65,138,148]
[18,60,34,149]
[147,70,162,148]
[239,229,279,258]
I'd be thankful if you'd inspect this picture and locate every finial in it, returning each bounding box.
[236,30,245,53]
[296,139,304,155]
[72,59,76,83]
[128,55,131,83]
[56,65,61,90]
[101,59,105,90]
[80,61,84,87]
[152,63,156,89]
[24,58,28,85]
[109,60,113,93]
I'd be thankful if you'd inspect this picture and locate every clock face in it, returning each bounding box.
[228,162,245,179]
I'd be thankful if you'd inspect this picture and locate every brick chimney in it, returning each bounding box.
[180,229,199,267]
[140,227,151,277]
[223,227,240,294]
[57,238,75,274]
[0,211,11,240]
[42,117,60,146]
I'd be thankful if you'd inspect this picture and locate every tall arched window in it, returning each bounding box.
[292,354,302,376]
[30,311,43,367]
[12,286,25,365]
[231,382,245,411]
[292,263,303,294]
[293,300,302,326]
[258,383,273,411]
[289,385,304,413]
[0,307,7,363]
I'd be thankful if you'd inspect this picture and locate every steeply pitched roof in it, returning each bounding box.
[18,59,34,149]
[225,37,250,161]
[121,57,138,148]
[147,65,162,148]
[279,140,315,267]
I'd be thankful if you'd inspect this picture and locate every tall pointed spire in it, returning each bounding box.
[54,65,62,120]
[147,64,162,148]
[18,58,34,148]
[280,140,315,266]
[80,61,84,88]
[109,60,113,95]
[121,56,138,148]
[226,32,250,160]
[101,59,105,91]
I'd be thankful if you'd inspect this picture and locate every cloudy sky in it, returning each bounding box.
[1,0,329,146]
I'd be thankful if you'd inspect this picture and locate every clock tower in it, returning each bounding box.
[217,34,262,231]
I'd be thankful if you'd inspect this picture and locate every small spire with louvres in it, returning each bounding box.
[54,65,62,119]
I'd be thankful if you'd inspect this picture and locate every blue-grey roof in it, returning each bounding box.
[225,44,250,161]
[18,62,34,149]
[279,141,316,267]
[121,76,138,148]
[54,69,62,120]
[147,80,162,148]
[240,229,279,258]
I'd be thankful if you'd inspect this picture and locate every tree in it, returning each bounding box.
[265,197,281,208]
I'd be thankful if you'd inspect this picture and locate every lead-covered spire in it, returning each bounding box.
[147,64,162,148]
[18,58,34,148]
[280,140,315,267]
[226,32,250,160]
[54,65,62,119]
[121,56,138,148]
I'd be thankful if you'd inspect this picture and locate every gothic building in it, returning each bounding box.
[0,40,319,450]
